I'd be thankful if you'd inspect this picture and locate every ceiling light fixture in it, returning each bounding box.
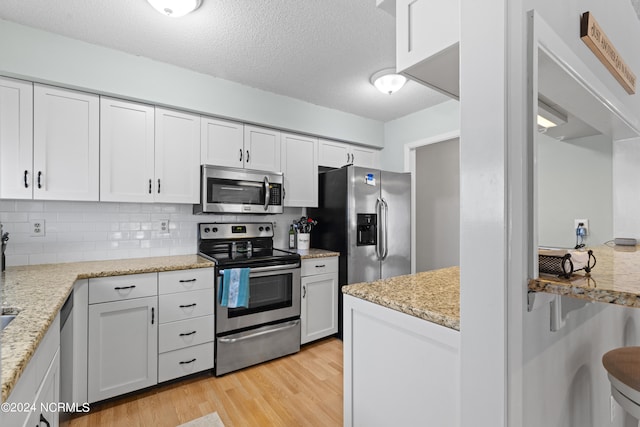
[147,0,202,18]
[370,69,407,95]
[537,100,567,129]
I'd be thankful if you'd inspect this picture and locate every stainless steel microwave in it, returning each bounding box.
[194,165,284,214]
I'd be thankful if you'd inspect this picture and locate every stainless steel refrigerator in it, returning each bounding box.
[309,165,411,336]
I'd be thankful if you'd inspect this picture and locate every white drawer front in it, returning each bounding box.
[159,289,214,323]
[301,256,339,276]
[159,315,214,353]
[158,342,214,383]
[158,268,214,295]
[89,273,157,304]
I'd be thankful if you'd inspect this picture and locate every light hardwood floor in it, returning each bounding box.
[69,338,343,427]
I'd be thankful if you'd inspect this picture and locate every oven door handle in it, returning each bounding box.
[217,319,300,343]
[218,263,300,275]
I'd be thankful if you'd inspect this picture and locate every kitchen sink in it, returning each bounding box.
[1,314,16,330]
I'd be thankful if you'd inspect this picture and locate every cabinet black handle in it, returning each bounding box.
[37,171,42,189]
[24,170,28,188]
[148,179,152,194]
[157,178,161,194]
[151,307,155,325]
[315,264,326,268]
[179,278,197,283]
[179,303,197,308]
[246,150,250,163]
[114,285,136,290]
[303,285,306,298]
[179,358,196,365]
[40,413,51,427]
[179,331,197,337]
[239,149,243,162]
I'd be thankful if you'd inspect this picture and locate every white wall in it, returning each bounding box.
[613,137,640,240]
[0,19,384,147]
[0,200,302,266]
[537,133,613,248]
[382,99,459,172]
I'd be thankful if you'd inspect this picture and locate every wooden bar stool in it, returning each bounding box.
[603,347,640,419]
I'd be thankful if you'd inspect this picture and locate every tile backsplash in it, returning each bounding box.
[0,200,303,267]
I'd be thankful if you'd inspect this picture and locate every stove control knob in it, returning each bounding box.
[203,227,210,233]
[258,226,264,232]
[212,227,218,233]
[265,226,271,232]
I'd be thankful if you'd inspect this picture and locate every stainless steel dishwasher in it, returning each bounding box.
[59,291,73,427]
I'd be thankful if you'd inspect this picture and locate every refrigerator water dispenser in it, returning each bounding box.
[357,214,377,246]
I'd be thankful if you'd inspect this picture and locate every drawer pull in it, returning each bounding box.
[114,285,136,290]
[179,303,197,308]
[179,358,197,365]
[179,331,197,337]
[179,278,197,283]
[315,264,326,268]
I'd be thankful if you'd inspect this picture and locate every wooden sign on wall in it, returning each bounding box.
[580,11,636,95]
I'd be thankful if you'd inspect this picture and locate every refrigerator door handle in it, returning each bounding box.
[375,197,381,260]
[381,198,389,260]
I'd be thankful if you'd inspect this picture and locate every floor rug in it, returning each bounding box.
[177,412,225,427]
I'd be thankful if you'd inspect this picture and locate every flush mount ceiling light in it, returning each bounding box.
[537,100,568,129]
[147,0,202,17]
[370,69,407,95]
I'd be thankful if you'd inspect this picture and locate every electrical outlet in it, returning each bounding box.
[159,219,170,234]
[574,219,589,236]
[30,219,45,237]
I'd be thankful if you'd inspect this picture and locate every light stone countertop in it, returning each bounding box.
[342,266,460,331]
[529,245,640,307]
[1,255,214,403]
[297,248,340,259]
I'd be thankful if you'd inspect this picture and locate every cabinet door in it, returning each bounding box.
[301,272,338,344]
[200,117,244,168]
[88,296,158,402]
[155,107,200,203]
[244,125,281,171]
[351,146,380,168]
[32,350,60,427]
[281,133,318,207]
[100,97,155,202]
[0,76,33,199]
[318,139,350,168]
[33,84,99,201]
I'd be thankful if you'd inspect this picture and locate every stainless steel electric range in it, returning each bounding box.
[197,222,301,376]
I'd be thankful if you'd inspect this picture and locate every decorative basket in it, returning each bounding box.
[538,249,596,279]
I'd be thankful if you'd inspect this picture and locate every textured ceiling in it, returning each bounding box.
[0,0,451,122]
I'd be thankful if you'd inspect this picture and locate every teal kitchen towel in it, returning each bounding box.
[220,268,250,308]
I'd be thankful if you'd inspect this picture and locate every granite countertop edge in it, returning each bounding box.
[297,248,340,259]
[529,278,640,307]
[1,255,215,403]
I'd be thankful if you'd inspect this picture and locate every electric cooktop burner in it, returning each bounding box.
[197,222,300,269]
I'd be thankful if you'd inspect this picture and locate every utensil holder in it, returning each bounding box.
[297,233,310,251]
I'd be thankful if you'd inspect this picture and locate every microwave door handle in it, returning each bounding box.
[263,176,270,211]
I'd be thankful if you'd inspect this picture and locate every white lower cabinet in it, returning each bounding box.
[87,295,158,403]
[0,316,60,427]
[343,294,460,427]
[300,256,339,344]
[157,268,215,383]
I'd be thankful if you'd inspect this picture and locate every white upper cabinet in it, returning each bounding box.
[281,133,318,207]
[33,84,100,201]
[100,97,155,202]
[100,100,200,203]
[0,76,33,199]
[396,0,460,98]
[318,139,379,169]
[201,117,244,167]
[154,107,200,204]
[244,125,281,172]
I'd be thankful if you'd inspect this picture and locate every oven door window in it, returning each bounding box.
[228,274,292,317]
[207,178,264,206]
